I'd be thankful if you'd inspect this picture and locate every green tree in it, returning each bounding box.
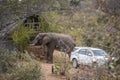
[12,24,32,52]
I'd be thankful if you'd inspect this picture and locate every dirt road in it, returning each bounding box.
[41,62,66,80]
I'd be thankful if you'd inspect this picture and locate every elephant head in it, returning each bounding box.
[32,33,51,46]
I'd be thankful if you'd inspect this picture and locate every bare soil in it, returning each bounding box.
[41,50,67,80]
[41,62,66,80]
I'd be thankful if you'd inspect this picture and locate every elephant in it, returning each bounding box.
[31,33,76,63]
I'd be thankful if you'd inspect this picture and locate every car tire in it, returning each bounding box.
[72,59,78,68]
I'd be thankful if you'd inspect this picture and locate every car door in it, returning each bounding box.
[78,49,87,64]
[85,49,93,64]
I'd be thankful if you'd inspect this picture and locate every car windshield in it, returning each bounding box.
[92,50,107,56]
[72,47,79,52]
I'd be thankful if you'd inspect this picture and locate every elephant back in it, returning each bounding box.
[55,33,75,53]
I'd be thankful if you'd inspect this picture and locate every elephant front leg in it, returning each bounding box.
[47,43,55,63]
[47,49,54,63]
[44,45,48,60]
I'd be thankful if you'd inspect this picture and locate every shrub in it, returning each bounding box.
[38,15,50,32]
[12,24,33,51]
[66,63,118,80]
[0,50,45,80]
[52,52,71,76]
[108,57,120,79]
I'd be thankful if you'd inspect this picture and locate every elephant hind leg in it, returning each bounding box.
[67,50,72,59]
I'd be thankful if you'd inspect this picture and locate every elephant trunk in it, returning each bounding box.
[31,38,42,46]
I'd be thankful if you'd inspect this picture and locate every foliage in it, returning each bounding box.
[108,58,120,79]
[12,24,33,51]
[52,52,71,75]
[93,67,116,80]
[66,64,118,80]
[38,15,50,32]
[95,0,120,30]
[0,50,44,80]
[43,11,64,33]
[0,0,72,28]
[96,0,120,17]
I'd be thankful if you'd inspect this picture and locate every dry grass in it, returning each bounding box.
[66,64,118,80]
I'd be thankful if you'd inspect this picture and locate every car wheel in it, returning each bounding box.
[72,59,78,68]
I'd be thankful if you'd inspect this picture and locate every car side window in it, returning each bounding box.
[86,50,92,56]
[78,49,87,55]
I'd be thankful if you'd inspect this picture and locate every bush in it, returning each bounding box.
[12,24,33,51]
[66,64,118,80]
[38,15,50,32]
[52,52,71,75]
[0,50,45,80]
[96,0,120,17]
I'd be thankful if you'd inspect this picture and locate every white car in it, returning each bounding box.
[70,47,109,68]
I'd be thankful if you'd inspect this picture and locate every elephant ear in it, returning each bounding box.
[42,36,51,45]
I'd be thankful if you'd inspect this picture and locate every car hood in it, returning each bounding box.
[94,56,109,65]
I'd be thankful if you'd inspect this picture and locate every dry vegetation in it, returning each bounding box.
[52,51,71,76]
[52,52,119,80]
[0,49,45,80]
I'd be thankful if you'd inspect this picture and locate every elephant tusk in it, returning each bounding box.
[30,44,35,46]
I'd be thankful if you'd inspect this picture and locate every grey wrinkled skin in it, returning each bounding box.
[32,33,76,63]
